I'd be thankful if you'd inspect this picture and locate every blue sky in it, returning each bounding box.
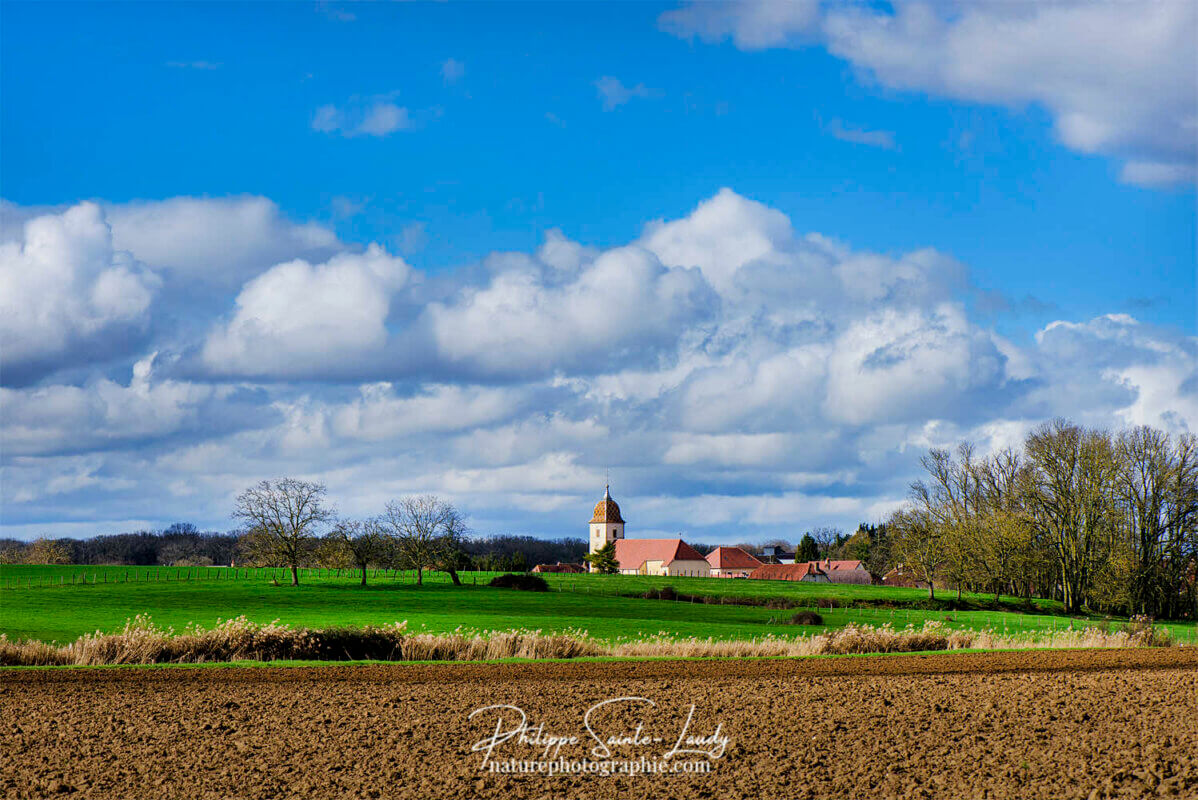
[1,1,1195,543]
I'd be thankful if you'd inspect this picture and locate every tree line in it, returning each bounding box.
[0,488,584,577]
[887,420,1197,618]
[0,524,239,568]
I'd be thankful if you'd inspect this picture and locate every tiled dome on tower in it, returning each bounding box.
[590,485,625,524]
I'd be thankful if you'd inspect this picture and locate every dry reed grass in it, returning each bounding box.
[0,616,1174,667]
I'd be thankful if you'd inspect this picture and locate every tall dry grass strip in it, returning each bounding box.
[0,615,1175,667]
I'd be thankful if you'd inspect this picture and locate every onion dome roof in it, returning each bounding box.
[590,485,625,524]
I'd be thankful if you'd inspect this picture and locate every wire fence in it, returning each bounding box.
[0,566,470,590]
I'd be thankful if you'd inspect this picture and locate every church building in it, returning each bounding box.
[588,486,711,577]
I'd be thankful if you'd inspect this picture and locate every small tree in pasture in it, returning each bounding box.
[331,518,389,587]
[383,496,468,586]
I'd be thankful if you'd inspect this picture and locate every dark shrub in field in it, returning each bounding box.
[488,573,549,592]
[642,588,660,600]
[790,611,824,626]
[309,626,403,660]
[658,585,677,601]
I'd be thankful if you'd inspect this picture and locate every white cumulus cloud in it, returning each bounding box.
[0,203,160,384]
[425,244,717,379]
[202,245,411,378]
[106,196,341,288]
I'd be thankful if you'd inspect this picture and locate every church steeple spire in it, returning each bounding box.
[588,484,626,572]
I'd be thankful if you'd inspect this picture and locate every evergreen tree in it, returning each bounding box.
[583,540,619,574]
[797,533,820,562]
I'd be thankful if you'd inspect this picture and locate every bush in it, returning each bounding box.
[487,573,549,592]
[658,585,677,601]
[1122,614,1171,647]
[790,610,824,626]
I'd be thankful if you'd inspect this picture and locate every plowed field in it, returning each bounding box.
[3,649,1196,799]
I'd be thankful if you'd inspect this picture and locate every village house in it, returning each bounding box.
[747,560,873,583]
[815,559,872,585]
[705,546,762,578]
[615,539,711,577]
[759,545,796,564]
[883,564,925,588]
[748,563,831,582]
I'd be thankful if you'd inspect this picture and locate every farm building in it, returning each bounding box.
[749,560,871,584]
[531,563,584,574]
[614,539,711,577]
[883,565,923,588]
[706,546,762,578]
[748,563,830,582]
[814,559,872,585]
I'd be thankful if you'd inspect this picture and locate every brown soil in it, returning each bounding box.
[2,649,1196,799]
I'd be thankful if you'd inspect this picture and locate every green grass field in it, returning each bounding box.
[3,564,1194,646]
[0,563,1063,607]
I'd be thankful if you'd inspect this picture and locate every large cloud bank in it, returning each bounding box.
[1,191,1194,539]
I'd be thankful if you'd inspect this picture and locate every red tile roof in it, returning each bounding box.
[816,560,864,572]
[749,563,823,581]
[614,539,706,571]
[706,546,763,570]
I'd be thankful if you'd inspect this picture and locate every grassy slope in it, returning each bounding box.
[3,565,1193,644]
[0,564,1063,606]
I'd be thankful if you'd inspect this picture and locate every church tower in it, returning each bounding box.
[588,485,625,570]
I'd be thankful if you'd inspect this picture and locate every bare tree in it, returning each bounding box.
[382,496,468,586]
[233,478,333,586]
[1024,420,1120,613]
[810,527,843,558]
[1116,428,1198,616]
[888,508,948,600]
[330,518,389,587]
[907,444,984,599]
[971,447,1036,603]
